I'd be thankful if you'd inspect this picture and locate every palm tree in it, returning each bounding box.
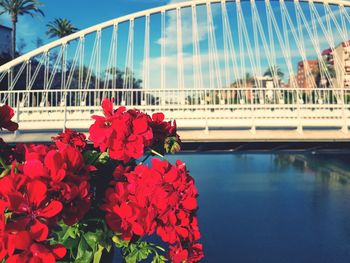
[264,65,284,80]
[244,72,254,85]
[46,18,78,82]
[46,18,78,39]
[0,0,44,59]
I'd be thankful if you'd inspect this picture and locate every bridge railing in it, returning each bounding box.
[0,87,349,132]
[1,87,350,108]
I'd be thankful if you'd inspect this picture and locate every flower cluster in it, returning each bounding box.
[89,99,153,163]
[52,128,87,151]
[89,99,181,163]
[102,158,203,263]
[0,100,202,263]
[0,105,18,132]
[150,113,180,154]
[0,141,92,262]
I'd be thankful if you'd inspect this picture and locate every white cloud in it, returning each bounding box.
[156,0,220,51]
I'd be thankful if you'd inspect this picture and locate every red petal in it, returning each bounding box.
[5,255,23,263]
[24,160,46,179]
[30,220,48,241]
[132,222,145,236]
[182,197,197,210]
[29,257,43,263]
[37,201,62,218]
[152,112,164,122]
[27,181,47,207]
[10,231,32,250]
[133,116,149,134]
[3,121,18,132]
[7,193,27,213]
[0,177,14,197]
[102,98,114,117]
[30,243,55,263]
[44,150,63,176]
[176,226,189,238]
[51,244,66,258]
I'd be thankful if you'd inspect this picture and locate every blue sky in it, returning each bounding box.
[0,0,349,89]
[0,0,169,50]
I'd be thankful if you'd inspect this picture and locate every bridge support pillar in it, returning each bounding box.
[203,120,209,134]
[250,126,256,134]
[296,125,303,134]
[341,125,348,134]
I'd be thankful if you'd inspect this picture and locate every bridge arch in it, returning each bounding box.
[1,0,350,71]
[1,0,350,136]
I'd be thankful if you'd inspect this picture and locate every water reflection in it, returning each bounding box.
[167,152,350,262]
[274,153,350,185]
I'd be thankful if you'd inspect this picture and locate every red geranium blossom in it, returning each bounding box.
[5,180,63,240]
[89,99,153,163]
[5,235,66,263]
[52,128,87,151]
[150,112,180,153]
[169,242,204,263]
[0,105,18,131]
[102,158,203,262]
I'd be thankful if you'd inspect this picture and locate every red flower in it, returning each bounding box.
[52,128,87,151]
[112,165,131,181]
[0,200,8,261]
[89,99,122,153]
[150,112,181,154]
[169,244,188,263]
[0,105,18,132]
[169,242,204,263]
[102,158,202,261]
[6,241,66,263]
[6,180,63,242]
[89,98,153,163]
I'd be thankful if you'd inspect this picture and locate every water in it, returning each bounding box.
[166,152,350,263]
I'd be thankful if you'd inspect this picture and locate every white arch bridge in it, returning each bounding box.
[2,0,350,143]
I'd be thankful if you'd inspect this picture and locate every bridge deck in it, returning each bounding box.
[2,128,350,144]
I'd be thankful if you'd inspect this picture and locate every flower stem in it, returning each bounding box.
[0,157,7,170]
[150,149,164,159]
[140,153,151,164]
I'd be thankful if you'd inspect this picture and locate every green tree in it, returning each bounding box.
[46,18,78,39]
[244,72,254,84]
[0,0,44,59]
[46,18,78,78]
[264,65,284,79]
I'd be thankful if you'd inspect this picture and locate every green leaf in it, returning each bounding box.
[124,241,153,263]
[74,250,93,263]
[93,244,105,263]
[97,152,109,164]
[77,237,92,261]
[152,254,168,263]
[83,150,100,164]
[84,231,103,250]
[112,235,129,248]
[62,237,79,251]
[164,137,181,154]
[83,150,111,166]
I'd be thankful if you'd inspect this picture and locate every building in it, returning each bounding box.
[332,40,350,88]
[0,25,12,56]
[296,60,318,89]
[253,76,276,89]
